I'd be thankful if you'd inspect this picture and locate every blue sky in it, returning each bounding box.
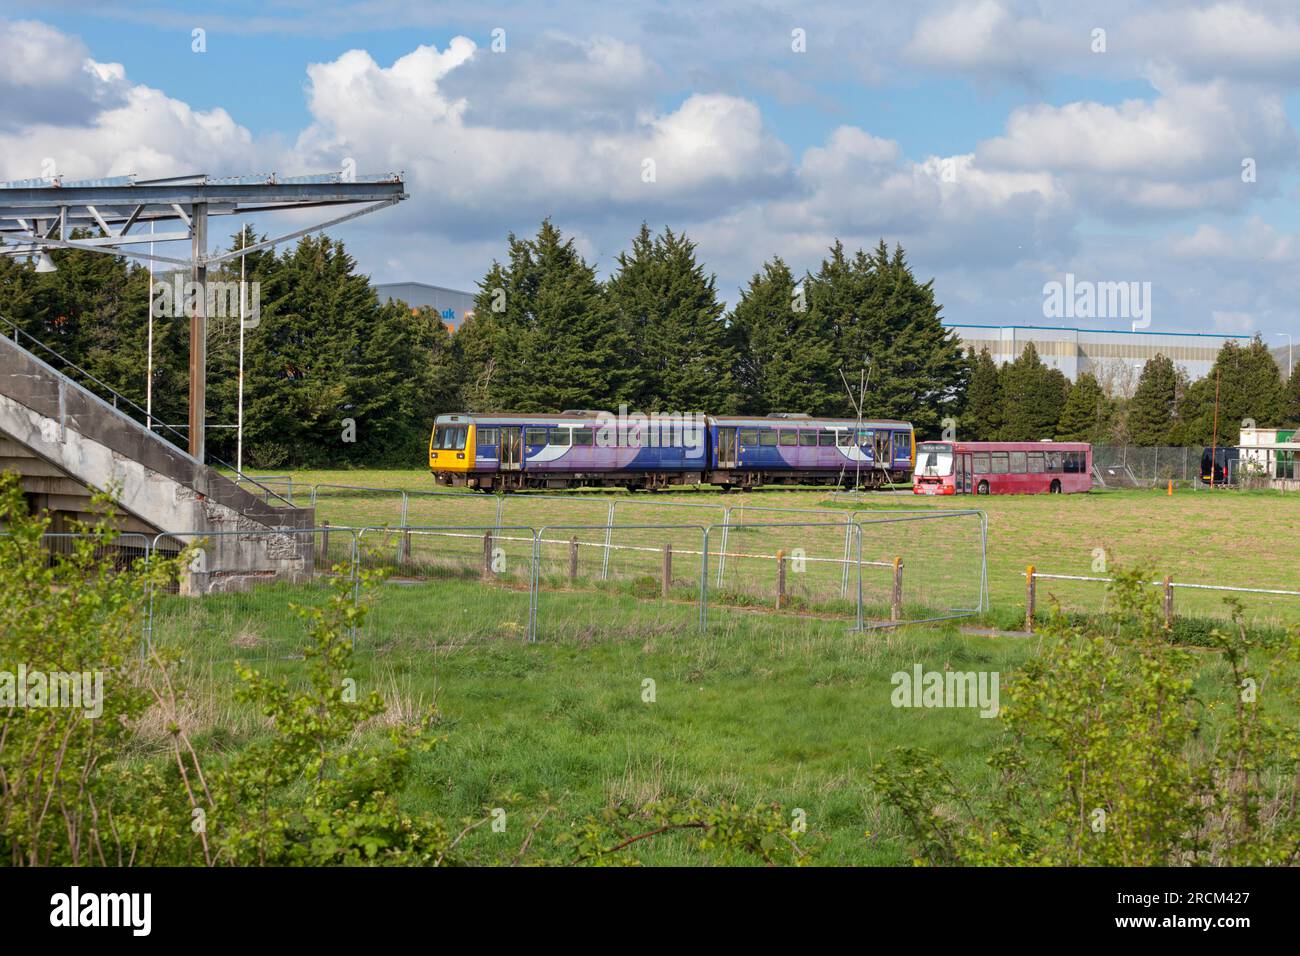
[2,0,1299,341]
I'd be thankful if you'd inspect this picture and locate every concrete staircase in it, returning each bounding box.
[0,333,316,593]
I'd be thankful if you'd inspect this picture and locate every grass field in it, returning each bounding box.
[145,468,1300,864]
[241,467,1300,627]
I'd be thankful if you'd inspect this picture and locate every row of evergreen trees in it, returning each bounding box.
[1,218,1295,467]
[456,222,965,436]
[963,339,1300,446]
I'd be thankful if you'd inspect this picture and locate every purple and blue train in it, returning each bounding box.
[429,411,915,491]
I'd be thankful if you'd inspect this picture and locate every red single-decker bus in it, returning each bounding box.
[913,441,1092,495]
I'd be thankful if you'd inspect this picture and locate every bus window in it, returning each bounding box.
[760,430,778,446]
[1065,451,1082,473]
[973,453,990,474]
[799,431,817,447]
[1010,451,1027,473]
[818,431,836,447]
[1046,452,1063,472]
[990,452,1009,474]
[778,429,797,446]
[1028,452,1044,473]
[739,429,759,447]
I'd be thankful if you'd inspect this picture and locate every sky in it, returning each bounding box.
[1,0,1299,340]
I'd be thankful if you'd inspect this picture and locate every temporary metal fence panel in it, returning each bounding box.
[144,527,340,672]
[852,511,987,628]
[356,525,539,644]
[707,520,864,631]
[532,523,709,641]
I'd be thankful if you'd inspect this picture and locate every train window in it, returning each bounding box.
[434,425,467,450]
[990,452,1009,474]
[778,430,797,446]
[799,431,817,447]
[836,430,850,446]
[973,453,990,474]
[477,427,498,446]
[818,431,835,447]
[1010,452,1027,473]
[573,428,593,447]
[894,433,910,458]
[760,430,777,446]
[858,429,871,443]
[739,429,759,446]
[552,428,571,447]
[525,428,548,445]
[1046,452,1063,472]
[1028,452,1044,473]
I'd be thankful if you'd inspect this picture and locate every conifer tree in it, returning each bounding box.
[729,257,838,415]
[807,240,965,435]
[962,348,1003,440]
[471,220,634,412]
[1127,353,1178,445]
[998,343,1061,440]
[1055,372,1110,442]
[607,224,736,412]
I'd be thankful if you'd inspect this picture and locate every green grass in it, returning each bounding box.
[172,467,1300,863]
[153,577,1027,864]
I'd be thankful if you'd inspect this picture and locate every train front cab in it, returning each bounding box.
[429,415,477,486]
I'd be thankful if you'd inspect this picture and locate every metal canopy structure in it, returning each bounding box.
[0,172,407,460]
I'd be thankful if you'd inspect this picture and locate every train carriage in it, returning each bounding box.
[708,414,914,488]
[430,411,915,491]
[430,411,710,492]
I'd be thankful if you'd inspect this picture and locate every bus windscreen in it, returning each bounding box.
[916,443,953,477]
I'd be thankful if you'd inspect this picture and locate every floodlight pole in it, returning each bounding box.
[189,203,207,460]
[237,223,246,474]
[146,220,154,432]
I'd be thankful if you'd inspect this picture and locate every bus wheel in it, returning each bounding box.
[976,480,989,495]
[1050,479,1062,494]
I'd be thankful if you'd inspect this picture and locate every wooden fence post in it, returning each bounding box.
[891,556,904,622]
[482,531,493,580]
[662,543,672,598]
[319,520,329,565]
[776,549,787,609]
[1025,564,1036,632]
[568,535,579,584]
[1164,575,1174,630]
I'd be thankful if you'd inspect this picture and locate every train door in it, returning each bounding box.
[717,427,738,468]
[872,431,890,466]
[500,427,523,471]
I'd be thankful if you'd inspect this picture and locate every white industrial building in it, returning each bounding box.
[374,281,475,331]
[947,324,1254,384]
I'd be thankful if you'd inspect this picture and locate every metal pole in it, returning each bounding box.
[699,528,709,632]
[840,513,853,598]
[236,221,246,474]
[146,220,154,433]
[716,505,732,587]
[601,501,616,580]
[188,202,207,460]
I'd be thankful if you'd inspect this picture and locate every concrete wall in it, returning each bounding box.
[0,335,316,594]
